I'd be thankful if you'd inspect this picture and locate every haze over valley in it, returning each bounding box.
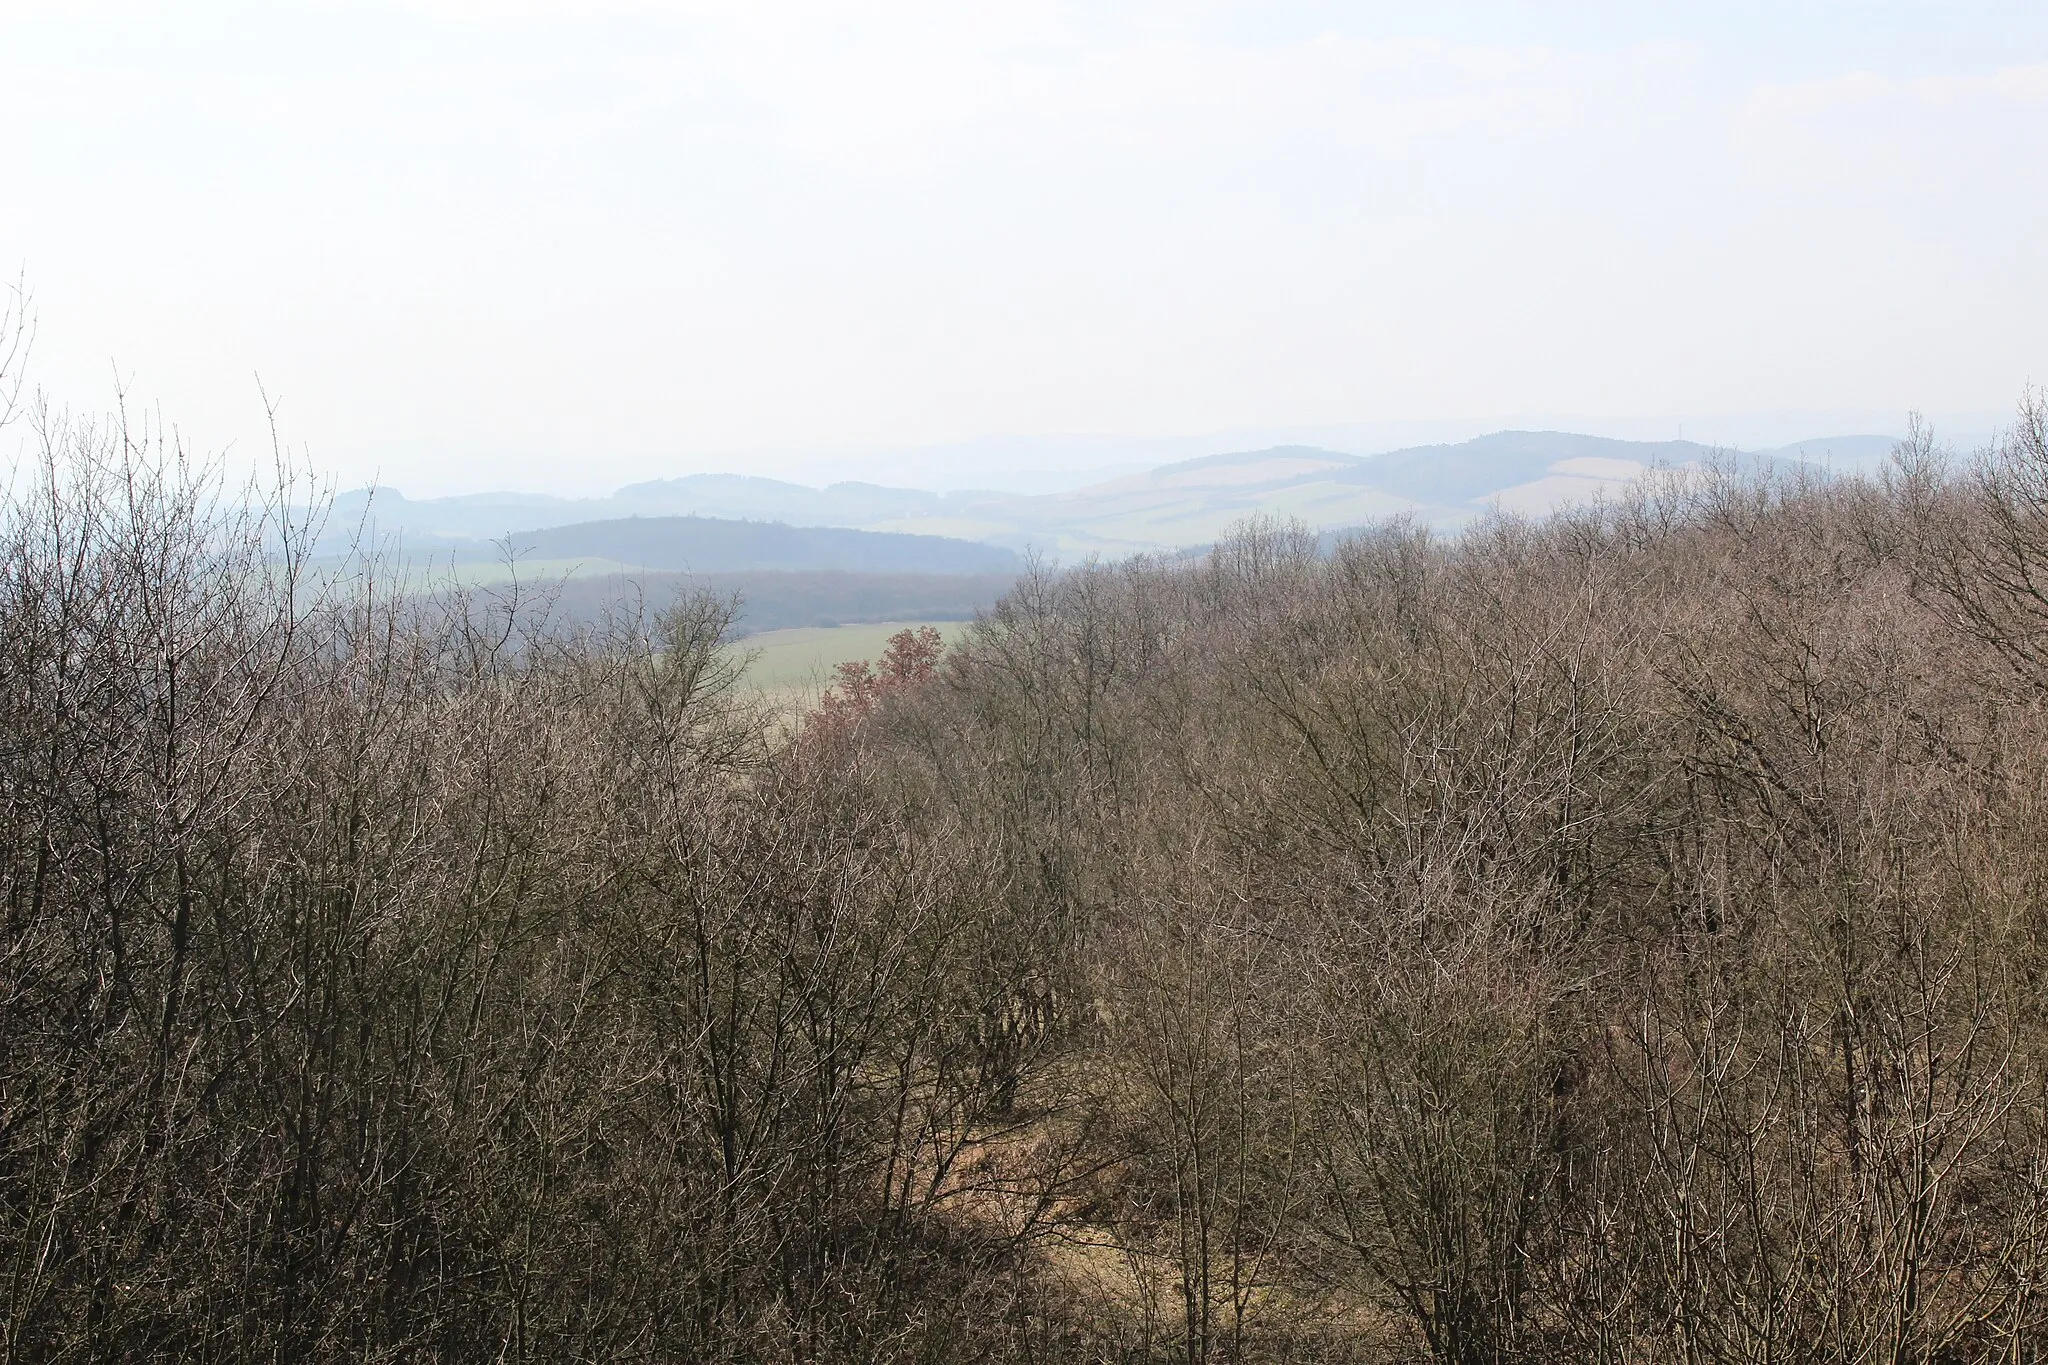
[336,427,1904,642]
[342,428,1902,565]
[7,2,2048,1360]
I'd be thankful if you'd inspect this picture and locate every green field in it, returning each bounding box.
[734,621,969,702]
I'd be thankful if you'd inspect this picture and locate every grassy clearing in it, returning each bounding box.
[734,620,969,707]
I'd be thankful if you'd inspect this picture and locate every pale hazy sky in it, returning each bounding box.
[3,1,2045,494]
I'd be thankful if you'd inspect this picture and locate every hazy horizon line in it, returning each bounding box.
[339,408,2003,501]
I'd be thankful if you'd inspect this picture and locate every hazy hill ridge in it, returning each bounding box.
[495,515,1020,575]
[336,429,1899,559]
[542,570,1019,635]
[327,477,1001,547]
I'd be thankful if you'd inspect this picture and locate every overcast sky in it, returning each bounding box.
[3,1,2045,494]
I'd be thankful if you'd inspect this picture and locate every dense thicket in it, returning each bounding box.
[11,383,2048,1362]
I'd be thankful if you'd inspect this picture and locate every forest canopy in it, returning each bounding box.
[10,344,2048,1360]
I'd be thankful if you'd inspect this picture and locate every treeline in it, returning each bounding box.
[9,392,2048,1362]
[540,568,1017,635]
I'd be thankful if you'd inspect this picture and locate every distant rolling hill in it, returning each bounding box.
[969,431,1901,553]
[466,515,1021,576]
[326,429,1904,562]
[324,476,991,551]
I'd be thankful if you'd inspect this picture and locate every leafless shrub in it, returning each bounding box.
[16,368,2048,1361]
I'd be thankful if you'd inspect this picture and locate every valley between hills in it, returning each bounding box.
[331,429,1897,662]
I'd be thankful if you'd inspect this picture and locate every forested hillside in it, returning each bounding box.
[483,514,1020,575]
[10,397,2048,1362]
[540,569,1017,634]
